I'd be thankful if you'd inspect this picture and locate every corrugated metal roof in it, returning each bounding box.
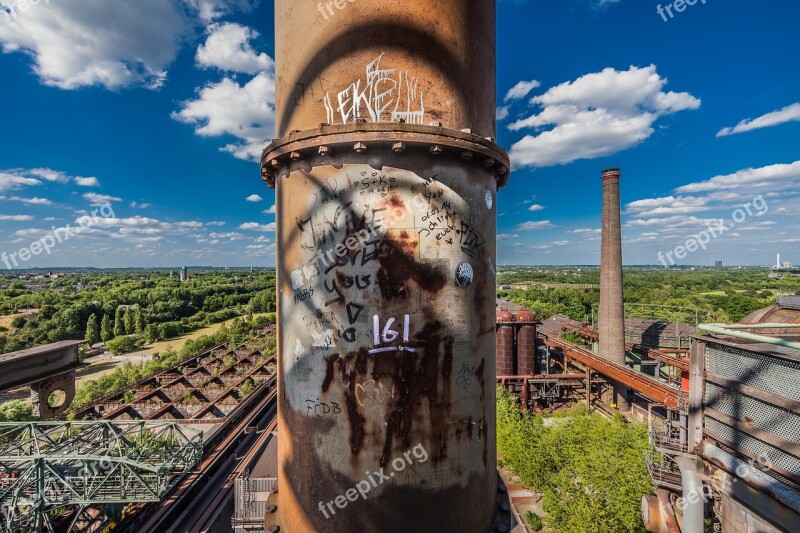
[249,432,279,478]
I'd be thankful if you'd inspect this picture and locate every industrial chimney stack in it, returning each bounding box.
[599,168,627,407]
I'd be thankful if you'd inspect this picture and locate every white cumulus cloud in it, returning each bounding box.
[74,176,100,187]
[0,0,191,89]
[717,103,800,137]
[196,23,273,74]
[504,80,541,102]
[83,192,122,206]
[172,72,276,161]
[515,220,554,231]
[675,161,800,194]
[239,222,275,232]
[508,65,700,169]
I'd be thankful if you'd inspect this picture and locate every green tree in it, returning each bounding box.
[135,307,145,334]
[0,400,34,422]
[125,306,136,335]
[11,316,26,329]
[114,307,125,337]
[105,335,137,355]
[496,389,652,533]
[85,313,100,346]
[144,323,160,344]
[101,314,114,342]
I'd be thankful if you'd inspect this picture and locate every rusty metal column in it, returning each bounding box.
[262,1,509,531]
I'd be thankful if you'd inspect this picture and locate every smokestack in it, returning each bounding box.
[778,253,781,269]
[599,168,627,407]
[263,1,509,531]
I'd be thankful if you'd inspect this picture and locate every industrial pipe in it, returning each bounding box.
[264,1,509,531]
[712,323,800,329]
[697,324,800,350]
[673,456,704,533]
[702,442,800,515]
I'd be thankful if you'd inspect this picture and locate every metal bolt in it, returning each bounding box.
[354,142,367,153]
[318,122,330,128]
[483,158,496,168]
[496,525,508,533]
[266,505,277,514]
[460,151,474,161]
[461,128,473,134]
[392,142,406,153]
[267,527,280,533]
[497,483,507,493]
[271,159,283,169]
[318,146,330,156]
[290,152,302,161]
[430,145,443,156]
[499,501,510,512]
[485,136,495,142]
[430,121,443,127]
[290,130,301,135]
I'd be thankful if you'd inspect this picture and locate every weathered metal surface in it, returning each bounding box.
[539,331,686,409]
[268,139,502,531]
[516,311,537,376]
[496,311,515,377]
[0,340,84,391]
[269,1,506,530]
[274,0,497,138]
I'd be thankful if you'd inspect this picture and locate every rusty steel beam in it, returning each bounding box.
[628,344,690,372]
[540,332,685,409]
[264,1,508,531]
[560,322,690,372]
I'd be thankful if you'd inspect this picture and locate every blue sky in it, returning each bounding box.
[0,0,798,268]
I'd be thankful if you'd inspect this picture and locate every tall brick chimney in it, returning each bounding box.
[599,168,627,407]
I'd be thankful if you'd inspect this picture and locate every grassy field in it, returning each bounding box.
[130,314,266,357]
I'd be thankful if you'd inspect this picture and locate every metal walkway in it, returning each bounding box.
[0,421,202,532]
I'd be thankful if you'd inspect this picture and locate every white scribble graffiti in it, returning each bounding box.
[323,54,426,125]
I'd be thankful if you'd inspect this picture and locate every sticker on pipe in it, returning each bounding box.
[455,262,474,288]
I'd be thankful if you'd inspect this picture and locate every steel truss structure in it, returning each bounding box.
[0,421,202,532]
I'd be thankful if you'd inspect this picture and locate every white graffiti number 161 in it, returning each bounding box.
[370,315,415,354]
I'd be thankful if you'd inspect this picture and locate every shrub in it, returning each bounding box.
[496,388,653,533]
[105,335,137,355]
[526,512,543,531]
[0,400,34,422]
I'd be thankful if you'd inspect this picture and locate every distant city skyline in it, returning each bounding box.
[0,0,798,267]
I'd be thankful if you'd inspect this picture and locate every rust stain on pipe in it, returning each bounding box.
[266,1,509,531]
